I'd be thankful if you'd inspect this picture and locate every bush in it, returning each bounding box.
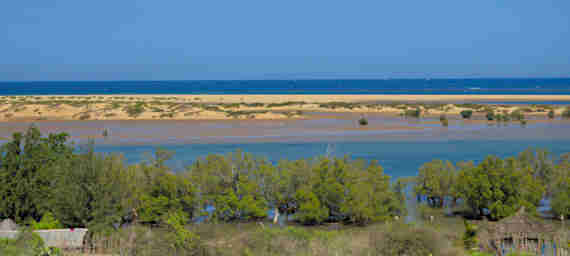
[358,117,368,126]
[485,111,495,121]
[460,110,473,119]
[124,102,146,117]
[369,223,452,256]
[31,212,63,230]
[510,110,524,121]
[548,110,555,119]
[404,108,421,118]
[463,220,478,250]
[0,229,48,256]
[79,113,91,120]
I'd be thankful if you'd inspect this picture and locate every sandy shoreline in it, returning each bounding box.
[1,94,568,122]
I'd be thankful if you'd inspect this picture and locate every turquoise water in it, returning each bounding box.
[92,139,570,179]
[2,78,570,95]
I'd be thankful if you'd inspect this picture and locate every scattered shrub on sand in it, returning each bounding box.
[225,110,269,118]
[548,110,555,119]
[4,113,13,119]
[124,102,146,117]
[104,113,117,118]
[79,113,91,120]
[318,102,359,109]
[267,101,306,108]
[455,103,484,110]
[110,102,121,109]
[241,102,265,107]
[460,110,473,119]
[358,116,368,126]
[160,112,175,119]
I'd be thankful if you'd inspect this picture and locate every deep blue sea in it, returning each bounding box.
[1,78,570,95]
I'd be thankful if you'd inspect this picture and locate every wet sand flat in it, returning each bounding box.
[1,112,569,145]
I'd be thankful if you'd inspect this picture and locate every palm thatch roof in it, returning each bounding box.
[482,207,560,240]
[0,219,18,231]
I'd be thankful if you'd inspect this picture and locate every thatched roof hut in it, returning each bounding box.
[0,219,18,231]
[478,207,568,256]
[485,207,558,239]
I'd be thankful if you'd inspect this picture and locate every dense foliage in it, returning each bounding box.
[414,149,569,219]
[0,127,568,255]
[1,127,405,231]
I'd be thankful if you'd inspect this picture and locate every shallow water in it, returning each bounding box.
[92,139,570,179]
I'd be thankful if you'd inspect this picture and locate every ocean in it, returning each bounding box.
[1,78,570,95]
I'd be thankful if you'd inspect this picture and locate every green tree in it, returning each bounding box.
[454,156,544,219]
[414,160,456,208]
[188,150,267,222]
[342,161,403,225]
[551,176,570,218]
[295,187,328,225]
[0,126,72,222]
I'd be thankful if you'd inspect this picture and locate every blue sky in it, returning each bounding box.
[1,0,569,80]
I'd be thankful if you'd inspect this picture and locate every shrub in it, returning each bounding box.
[79,113,91,120]
[510,110,524,121]
[358,117,368,126]
[440,115,449,127]
[485,111,495,121]
[0,229,47,255]
[404,108,421,118]
[460,110,473,119]
[548,110,555,119]
[463,220,478,250]
[369,223,451,256]
[124,102,146,117]
[31,212,63,230]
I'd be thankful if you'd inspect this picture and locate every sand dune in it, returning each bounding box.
[0,94,568,121]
